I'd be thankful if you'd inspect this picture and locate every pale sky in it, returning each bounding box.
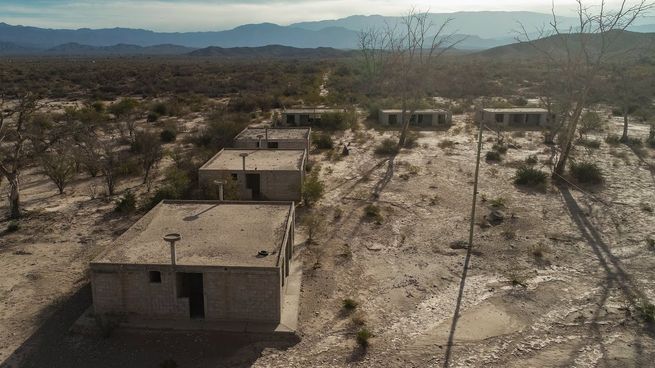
[0,0,638,31]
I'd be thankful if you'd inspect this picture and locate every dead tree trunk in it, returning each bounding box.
[621,105,629,141]
[8,173,20,219]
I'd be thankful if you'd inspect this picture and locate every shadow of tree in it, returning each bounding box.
[558,185,653,366]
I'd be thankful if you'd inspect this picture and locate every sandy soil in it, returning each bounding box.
[1,109,654,367]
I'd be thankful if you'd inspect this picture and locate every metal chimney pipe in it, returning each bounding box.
[163,233,181,266]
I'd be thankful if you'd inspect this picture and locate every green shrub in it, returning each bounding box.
[302,174,325,206]
[343,298,358,311]
[143,167,191,211]
[312,132,334,149]
[160,128,177,143]
[647,136,655,148]
[525,155,538,165]
[6,221,19,233]
[570,162,603,184]
[626,137,643,147]
[375,138,399,155]
[147,112,159,122]
[514,166,548,187]
[492,143,508,154]
[605,134,621,145]
[489,197,506,208]
[403,131,420,149]
[438,139,456,149]
[364,204,383,222]
[356,328,372,348]
[579,111,602,136]
[577,137,601,149]
[318,111,351,130]
[485,150,502,162]
[637,299,655,323]
[115,191,137,214]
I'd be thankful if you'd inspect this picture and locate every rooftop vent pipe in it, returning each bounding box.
[213,180,225,201]
[239,152,249,171]
[163,233,181,266]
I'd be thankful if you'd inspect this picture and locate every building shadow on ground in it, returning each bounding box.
[2,284,298,368]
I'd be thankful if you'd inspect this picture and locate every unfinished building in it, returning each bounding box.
[90,200,296,326]
[198,149,306,202]
[233,127,311,152]
[282,108,345,126]
[477,108,550,128]
[378,109,452,127]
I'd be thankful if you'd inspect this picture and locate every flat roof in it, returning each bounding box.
[200,149,305,172]
[283,108,343,114]
[380,109,449,114]
[92,201,293,267]
[234,127,310,141]
[483,108,548,113]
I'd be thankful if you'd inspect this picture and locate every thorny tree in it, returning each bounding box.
[359,9,461,148]
[0,93,38,218]
[520,0,654,177]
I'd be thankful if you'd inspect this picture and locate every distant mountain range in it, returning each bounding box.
[475,30,655,60]
[0,11,654,56]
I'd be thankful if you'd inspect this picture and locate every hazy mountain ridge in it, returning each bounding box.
[475,30,655,60]
[1,11,654,56]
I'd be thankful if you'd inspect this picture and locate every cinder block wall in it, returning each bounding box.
[204,268,281,322]
[92,268,189,318]
[91,266,282,323]
[233,139,309,151]
[199,170,302,202]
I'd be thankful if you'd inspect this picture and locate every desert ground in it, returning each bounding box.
[1,106,655,367]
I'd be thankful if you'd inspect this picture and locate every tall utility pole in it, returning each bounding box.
[468,119,484,247]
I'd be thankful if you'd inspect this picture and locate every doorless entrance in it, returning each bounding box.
[246,173,261,199]
[177,273,205,319]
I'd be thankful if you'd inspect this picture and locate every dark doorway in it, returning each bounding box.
[246,173,261,199]
[286,114,295,125]
[388,114,398,125]
[267,141,279,148]
[177,273,205,319]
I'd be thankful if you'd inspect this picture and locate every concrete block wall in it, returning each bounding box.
[91,272,123,314]
[203,268,280,322]
[233,139,309,152]
[92,268,188,318]
[199,170,302,202]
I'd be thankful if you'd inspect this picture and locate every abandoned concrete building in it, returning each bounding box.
[282,108,344,126]
[198,149,306,202]
[90,200,296,326]
[378,109,452,127]
[233,127,311,152]
[477,108,551,128]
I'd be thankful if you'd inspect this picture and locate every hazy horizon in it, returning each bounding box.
[0,0,636,32]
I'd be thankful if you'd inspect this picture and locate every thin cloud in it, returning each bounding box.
[0,0,635,31]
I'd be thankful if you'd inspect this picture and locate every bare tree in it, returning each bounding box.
[132,130,163,184]
[519,0,654,177]
[0,93,39,218]
[359,8,462,148]
[39,143,76,194]
[609,64,651,142]
[109,98,140,142]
